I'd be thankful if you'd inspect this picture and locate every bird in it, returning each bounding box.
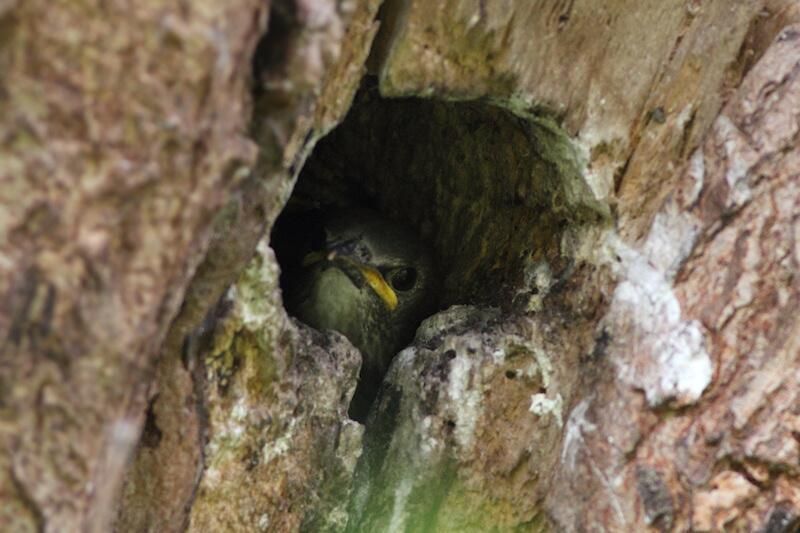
[275,208,438,421]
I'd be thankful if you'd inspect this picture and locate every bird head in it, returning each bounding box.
[300,241,401,312]
[281,208,438,418]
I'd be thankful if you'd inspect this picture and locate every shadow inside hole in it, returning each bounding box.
[272,79,598,420]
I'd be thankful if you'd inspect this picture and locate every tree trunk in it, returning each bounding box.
[1,0,798,531]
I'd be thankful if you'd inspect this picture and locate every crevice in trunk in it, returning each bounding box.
[271,76,604,430]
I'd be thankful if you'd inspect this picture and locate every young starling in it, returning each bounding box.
[277,208,437,421]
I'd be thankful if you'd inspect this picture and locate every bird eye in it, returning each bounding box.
[389,267,417,292]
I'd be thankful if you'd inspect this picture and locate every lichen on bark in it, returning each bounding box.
[187,238,363,532]
[346,305,578,531]
[3,0,799,531]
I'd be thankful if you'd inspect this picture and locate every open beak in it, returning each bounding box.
[302,248,398,311]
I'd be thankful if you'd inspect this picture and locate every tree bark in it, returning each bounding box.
[1,0,798,531]
[1,1,264,531]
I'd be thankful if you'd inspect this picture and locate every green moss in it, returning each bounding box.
[241,330,278,399]
[205,325,278,401]
[203,234,286,402]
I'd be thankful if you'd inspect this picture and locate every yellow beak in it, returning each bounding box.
[358,265,398,311]
[301,251,398,311]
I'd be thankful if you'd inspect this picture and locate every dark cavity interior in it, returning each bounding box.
[271,79,601,418]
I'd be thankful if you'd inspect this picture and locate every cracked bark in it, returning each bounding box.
[1,0,799,531]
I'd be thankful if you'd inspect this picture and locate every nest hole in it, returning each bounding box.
[271,79,603,418]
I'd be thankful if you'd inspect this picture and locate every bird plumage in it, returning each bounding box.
[277,208,437,421]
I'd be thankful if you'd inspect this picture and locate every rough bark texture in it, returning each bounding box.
[0,1,263,531]
[345,305,585,531]
[2,0,799,531]
[115,1,382,531]
[550,27,800,531]
[371,0,764,235]
[187,241,363,532]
